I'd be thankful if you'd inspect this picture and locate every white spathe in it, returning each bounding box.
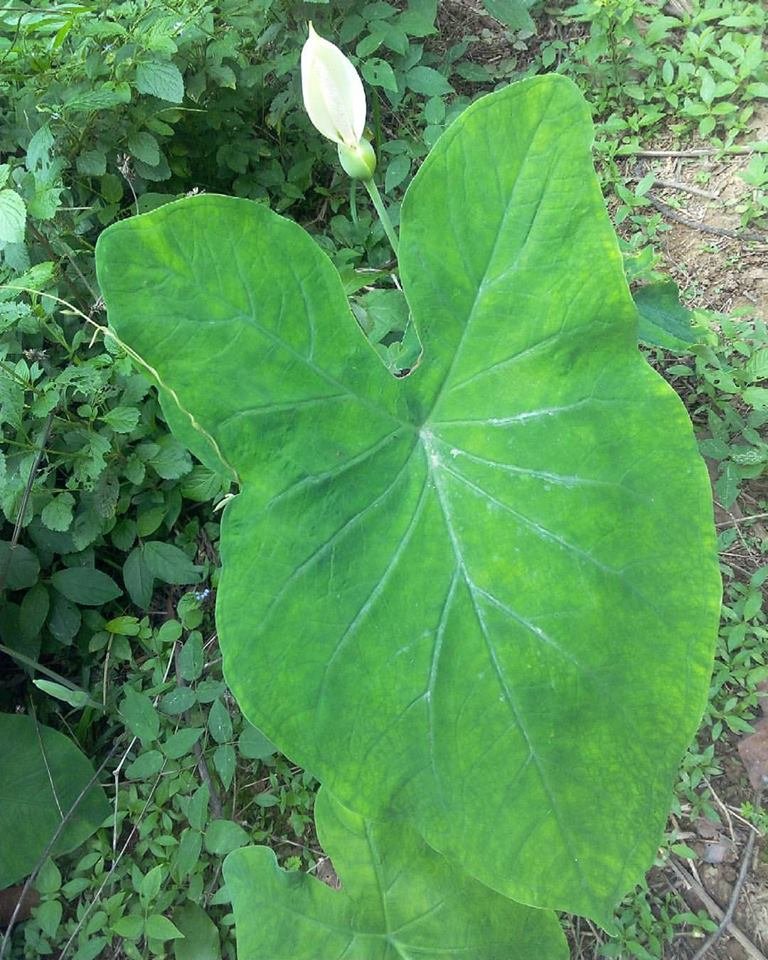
[301,23,367,148]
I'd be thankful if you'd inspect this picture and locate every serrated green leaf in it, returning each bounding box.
[135,60,184,103]
[180,465,226,502]
[225,788,567,959]
[101,405,140,433]
[76,150,107,176]
[0,189,27,244]
[95,75,720,923]
[127,131,161,166]
[148,435,192,479]
[41,493,75,532]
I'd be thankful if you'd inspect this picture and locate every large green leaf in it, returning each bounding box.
[95,75,720,922]
[0,713,109,887]
[224,788,567,959]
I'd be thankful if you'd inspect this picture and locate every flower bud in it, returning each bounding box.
[337,138,377,181]
[301,23,366,150]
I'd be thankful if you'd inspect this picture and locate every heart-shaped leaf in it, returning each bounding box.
[224,788,567,959]
[95,75,720,922]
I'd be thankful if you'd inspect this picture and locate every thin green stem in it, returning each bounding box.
[364,178,399,258]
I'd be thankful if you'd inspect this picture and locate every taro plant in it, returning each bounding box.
[94,71,721,956]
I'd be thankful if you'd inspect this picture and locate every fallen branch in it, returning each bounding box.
[616,145,768,158]
[668,782,766,960]
[627,175,719,200]
[647,194,767,243]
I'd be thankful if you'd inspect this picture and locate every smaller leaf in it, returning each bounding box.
[148,436,192,479]
[361,58,398,92]
[143,541,202,585]
[384,154,411,193]
[0,542,40,590]
[213,744,236,790]
[135,61,185,103]
[174,828,203,881]
[163,727,204,759]
[144,914,185,941]
[101,406,140,433]
[173,902,220,960]
[0,190,27,244]
[123,547,154,609]
[125,750,164,780]
[76,151,107,176]
[35,899,62,939]
[634,281,700,351]
[113,914,144,940]
[127,131,161,166]
[405,65,453,96]
[47,592,81,644]
[208,698,233,744]
[41,493,75,533]
[50,567,122,605]
[35,859,62,895]
[481,0,535,31]
[161,687,197,715]
[180,466,225,502]
[177,633,203,681]
[238,724,277,760]
[19,583,49,639]
[204,819,249,855]
[140,864,165,903]
[186,784,210,831]
[119,687,160,743]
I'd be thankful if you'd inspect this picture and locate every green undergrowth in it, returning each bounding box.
[1,0,766,958]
